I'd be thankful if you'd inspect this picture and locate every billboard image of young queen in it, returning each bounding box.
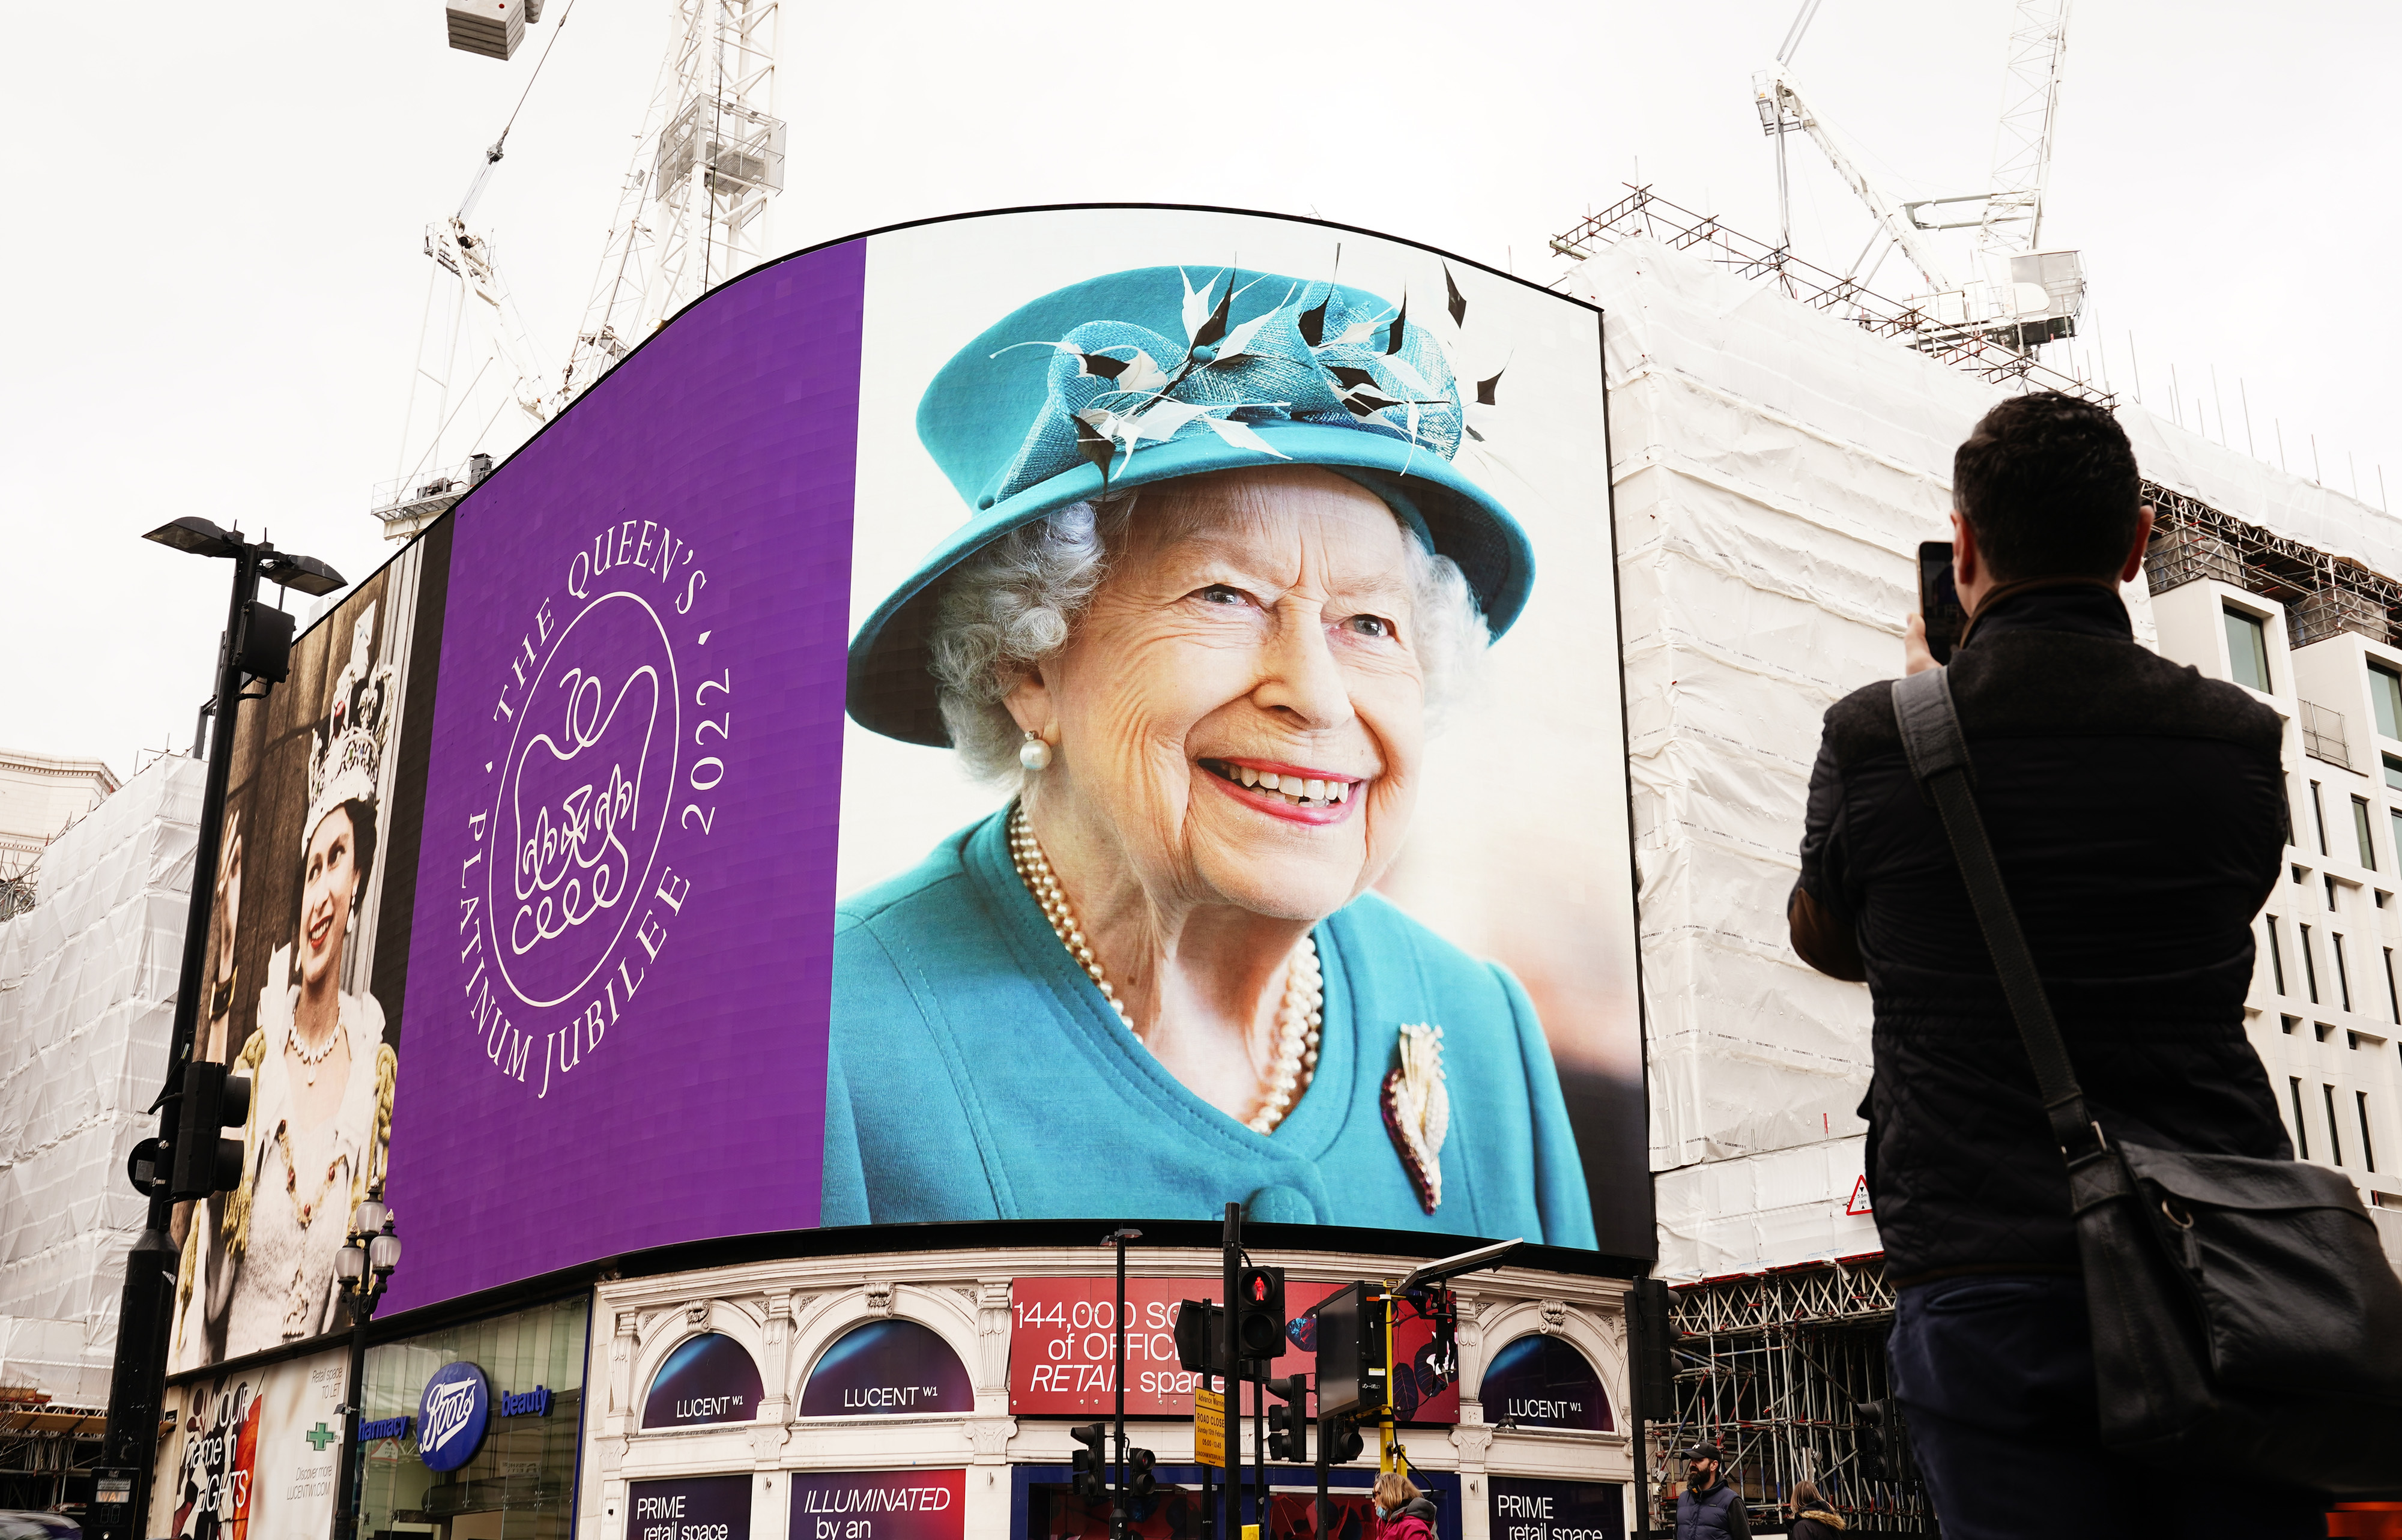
[172,539,444,1369]
[832,259,1596,1243]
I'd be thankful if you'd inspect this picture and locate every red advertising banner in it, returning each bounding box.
[1008,1278,1457,1424]
[791,1470,964,1540]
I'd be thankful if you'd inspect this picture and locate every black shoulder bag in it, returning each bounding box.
[1892,665,2402,1494]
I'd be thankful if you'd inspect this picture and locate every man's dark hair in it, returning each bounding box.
[1953,391,2141,582]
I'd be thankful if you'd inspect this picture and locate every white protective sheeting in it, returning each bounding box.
[1549,236,2393,1279]
[0,754,200,1400]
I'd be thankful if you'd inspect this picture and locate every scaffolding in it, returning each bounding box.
[2143,483,2402,650]
[0,1394,106,1512]
[1641,1258,1932,1535]
[1550,186,2107,397]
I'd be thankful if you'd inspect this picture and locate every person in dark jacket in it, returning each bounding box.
[1672,1445,1748,1540]
[1789,393,2322,1538]
[1371,1473,1436,1540]
[1785,1479,1845,1539]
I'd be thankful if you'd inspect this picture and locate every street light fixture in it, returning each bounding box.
[92,519,350,1540]
[332,1189,402,1540]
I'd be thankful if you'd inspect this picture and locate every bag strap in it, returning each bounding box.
[1891,668,2106,1163]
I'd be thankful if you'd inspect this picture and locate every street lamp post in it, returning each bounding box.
[331,1188,402,1540]
[92,518,345,1540]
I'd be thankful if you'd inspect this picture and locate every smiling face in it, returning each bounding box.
[1018,464,1431,923]
[299,805,362,990]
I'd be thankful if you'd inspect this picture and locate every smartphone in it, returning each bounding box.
[1918,541,1967,665]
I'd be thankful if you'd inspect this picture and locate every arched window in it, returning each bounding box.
[799,1319,974,1416]
[1480,1333,1611,1431]
[642,1332,764,1429]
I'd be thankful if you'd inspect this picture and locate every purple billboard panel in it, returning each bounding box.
[383,242,865,1311]
[790,1471,964,1540]
[632,1475,753,1540]
[643,1333,764,1430]
[797,1320,973,1417]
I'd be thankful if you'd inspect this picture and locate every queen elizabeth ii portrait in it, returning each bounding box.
[824,257,1601,1246]
[172,600,401,1368]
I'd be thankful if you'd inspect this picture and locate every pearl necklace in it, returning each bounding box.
[1007,804,1321,1134]
[290,1014,341,1087]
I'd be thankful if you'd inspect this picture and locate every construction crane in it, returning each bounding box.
[371,140,554,543]
[552,0,785,414]
[1752,0,2083,353]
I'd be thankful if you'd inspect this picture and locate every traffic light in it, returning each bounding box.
[1174,1300,1223,1373]
[1628,1278,1676,1422]
[170,1060,251,1201]
[1857,1399,1890,1479]
[1235,1264,1286,1367]
[1127,1446,1156,1499]
[1265,1375,1307,1462]
[1069,1422,1107,1500]
[1310,1282,1387,1418]
[1321,1414,1365,1464]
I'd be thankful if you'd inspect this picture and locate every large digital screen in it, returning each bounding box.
[174,207,1646,1333]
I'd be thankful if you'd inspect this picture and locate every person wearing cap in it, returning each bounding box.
[1674,1445,1748,1540]
[825,264,1591,1241]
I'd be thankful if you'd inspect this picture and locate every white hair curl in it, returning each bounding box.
[927,494,1490,782]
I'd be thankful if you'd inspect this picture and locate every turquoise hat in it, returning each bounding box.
[847,264,1535,746]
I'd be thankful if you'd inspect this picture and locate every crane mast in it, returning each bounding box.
[554,0,784,412]
[1977,0,2072,260]
[1752,1,2083,356]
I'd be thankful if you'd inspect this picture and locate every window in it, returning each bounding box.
[2283,774,2297,845]
[2356,797,2379,870]
[2335,934,2355,1011]
[2361,1092,2379,1173]
[2292,1078,2311,1159]
[2311,781,2330,856]
[2282,1014,2302,1034]
[2266,918,2287,992]
[2388,947,2399,1024]
[2373,663,2402,739]
[2301,923,2320,1003]
[2325,1084,2347,1166]
[2225,607,2273,692]
[2386,753,2402,791]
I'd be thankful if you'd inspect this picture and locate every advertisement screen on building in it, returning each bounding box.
[177,207,1641,1326]
[149,1347,350,1540]
[166,529,451,1369]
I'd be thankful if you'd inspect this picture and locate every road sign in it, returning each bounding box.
[1193,1388,1224,1468]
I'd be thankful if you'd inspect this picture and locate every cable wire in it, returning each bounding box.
[494,0,583,155]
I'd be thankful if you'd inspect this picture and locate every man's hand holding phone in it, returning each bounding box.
[1916,540,1967,671]
[1904,612,1939,675]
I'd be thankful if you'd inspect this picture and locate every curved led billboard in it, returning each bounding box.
[163,205,1645,1347]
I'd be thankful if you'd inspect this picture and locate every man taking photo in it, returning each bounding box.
[1788,392,2320,1537]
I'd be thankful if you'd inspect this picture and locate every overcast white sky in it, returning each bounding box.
[4,0,2395,776]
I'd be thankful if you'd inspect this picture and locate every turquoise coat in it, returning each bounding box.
[822,810,1597,1246]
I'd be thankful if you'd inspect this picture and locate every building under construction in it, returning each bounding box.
[1554,196,2402,1528]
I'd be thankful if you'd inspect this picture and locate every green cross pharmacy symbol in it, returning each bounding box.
[305,1422,337,1451]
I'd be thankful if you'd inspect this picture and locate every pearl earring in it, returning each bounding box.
[1018,729,1052,772]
